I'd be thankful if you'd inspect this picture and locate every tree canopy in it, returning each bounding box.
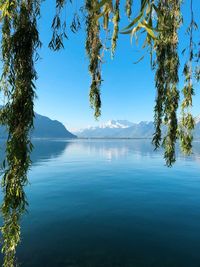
[0,0,199,266]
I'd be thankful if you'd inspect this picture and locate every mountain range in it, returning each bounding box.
[1,114,200,139]
[0,113,76,139]
[74,118,200,139]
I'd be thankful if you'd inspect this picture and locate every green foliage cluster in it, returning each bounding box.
[179,0,198,155]
[111,0,120,58]
[153,0,181,166]
[0,0,199,266]
[85,0,102,118]
[0,0,40,266]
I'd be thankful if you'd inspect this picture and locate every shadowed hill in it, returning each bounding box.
[0,112,76,139]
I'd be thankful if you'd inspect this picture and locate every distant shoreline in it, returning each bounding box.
[76,137,152,140]
[1,137,200,141]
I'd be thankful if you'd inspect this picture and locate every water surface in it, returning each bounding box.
[1,139,200,267]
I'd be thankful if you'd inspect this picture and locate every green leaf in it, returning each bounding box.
[130,24,141,43]
[133,55,145,64]
[120,29,133,34]
[121,0,149,32]
[140,21,156,39]
[121,12,143,31]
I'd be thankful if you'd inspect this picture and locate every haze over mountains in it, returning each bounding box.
[74,119,200,138]
[0,113,76,139]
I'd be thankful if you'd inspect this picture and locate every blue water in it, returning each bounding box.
[1,139,200,267]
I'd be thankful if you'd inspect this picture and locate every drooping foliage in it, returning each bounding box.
[85,0,102,118]
[153,0,181,166]
[0,0,199,266]
[179,0,197,155]
[49,0,68,50]
[0,0,40,266]
[111,0,120,58]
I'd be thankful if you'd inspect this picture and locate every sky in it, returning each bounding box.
[30,1,200,131]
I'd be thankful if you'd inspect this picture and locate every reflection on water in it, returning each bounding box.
[62,139,200,165]
[1,138,200,164]
[62,139,156,160]
[31,139,69,163]
[0,139,200,267]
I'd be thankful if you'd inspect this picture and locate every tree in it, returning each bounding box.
[0,0,199,266]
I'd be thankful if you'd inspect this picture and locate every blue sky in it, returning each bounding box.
[33,0,200,131]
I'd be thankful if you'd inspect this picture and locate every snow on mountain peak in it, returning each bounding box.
[100,120,134,129]
[195,115,200,124]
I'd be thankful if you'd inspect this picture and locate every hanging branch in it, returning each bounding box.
[49,0,82,51]
[153,0,181,166]
[85,0,103,118]
[49,0,68,50]
[152,1,167,150]
[179,0,196,155]
[0,0,16,97]
[162,1,181,166]
[125,0,133,19]
[111,0,120,58]
[152,43,166,149]
[120,0,156,59]
[103,1,112,30]
[0,1,41,266]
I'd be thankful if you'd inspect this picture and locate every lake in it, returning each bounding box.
[1,139,200,267]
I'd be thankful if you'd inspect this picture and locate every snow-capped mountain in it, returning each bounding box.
[194,116,200,138]
[74,120,154,138]
[195,115,200,124]
[96,120,135,129]
[74,117,200,139]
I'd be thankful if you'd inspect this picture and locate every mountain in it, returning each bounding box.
[0,113,76,139]
[98,120,135,129]
[75,120,136,138]
[75,120,154,138]
[194,116,200,138]
[75,118,200,139]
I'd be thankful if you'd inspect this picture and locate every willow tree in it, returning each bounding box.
[0,0,199,266]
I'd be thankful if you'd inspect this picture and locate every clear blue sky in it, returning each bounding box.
[33,0,200,131]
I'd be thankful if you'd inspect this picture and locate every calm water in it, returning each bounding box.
[1,139,200,267]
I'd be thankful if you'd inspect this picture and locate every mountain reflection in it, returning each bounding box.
[31,140,70,163]
[62,139,200,163]
[0,139,69,165]
[1,139,200,165]
[62,139,157,160]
